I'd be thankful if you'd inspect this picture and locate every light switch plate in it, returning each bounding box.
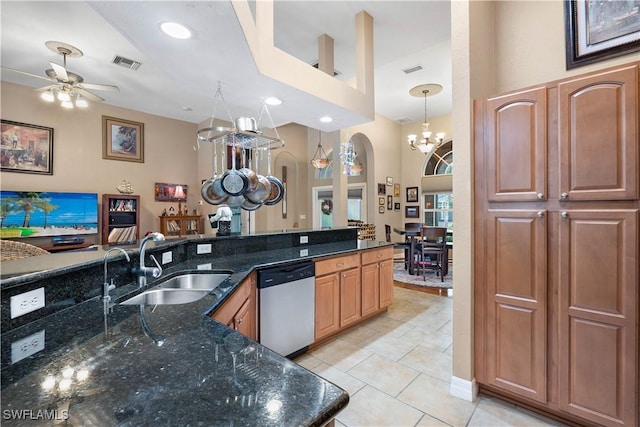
[300,236,308,244]
[11,329,45,364]
[10,287,45,319]
[299,248,309,257]
[197,263,212,270]
[197,244,212,254]
[162,251,173,264]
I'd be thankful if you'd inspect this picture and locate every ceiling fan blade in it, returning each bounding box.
[76,88,104,102]
[34,85,59,92]
[80,82,119,92]
[50,62,69,81]
[1,66,55,82]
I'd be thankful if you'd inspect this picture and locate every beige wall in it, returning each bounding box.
[1,81,199,244]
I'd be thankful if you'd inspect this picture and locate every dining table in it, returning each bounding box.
[393,227,451,277]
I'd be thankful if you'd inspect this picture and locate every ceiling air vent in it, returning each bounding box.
[402,65,423,74]
[112,55,142,71]
[396,117,413,124]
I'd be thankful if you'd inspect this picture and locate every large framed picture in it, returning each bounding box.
[406,186,419,203]
[405,205,420,218]
[1,120,53,175]
[102,116,144,163]
[565,0,640,69]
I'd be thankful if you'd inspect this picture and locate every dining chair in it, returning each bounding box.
[385,224,409,267]
[414,227,447,281]
[0,240,50,261]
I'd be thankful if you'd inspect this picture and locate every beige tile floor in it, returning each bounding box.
[295,286,568,427]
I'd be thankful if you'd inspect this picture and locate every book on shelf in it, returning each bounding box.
[110,199,136,212]
[108,225,137,243]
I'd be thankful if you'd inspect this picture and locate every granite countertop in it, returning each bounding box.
[1,240,391,425]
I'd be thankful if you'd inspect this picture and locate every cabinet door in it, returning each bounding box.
[339,267,361,328]
[558,209,637,426]
[379,259,394,308]
[486,87,547,202]
[315,273,340,340]
[485,209,547,403]
[361,263,379,317]
[558,65,638,201]
[232,298,253,338]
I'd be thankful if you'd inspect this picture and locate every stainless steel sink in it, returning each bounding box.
[156,272,231,291]
[119,271,232,306]
[120,288,210,305]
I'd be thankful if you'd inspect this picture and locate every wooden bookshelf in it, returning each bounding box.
[159,215,202,237]
[102,194,140,244]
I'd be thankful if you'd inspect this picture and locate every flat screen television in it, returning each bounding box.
[0,191,98,239]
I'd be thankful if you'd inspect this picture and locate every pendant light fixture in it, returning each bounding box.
[407,83,446,154]
[311,130,329,169]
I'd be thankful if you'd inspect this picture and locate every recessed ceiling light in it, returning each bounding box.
[182,106,193,111]
[160,22,192,39]
[320,116,333,123]
[264,97,282,106]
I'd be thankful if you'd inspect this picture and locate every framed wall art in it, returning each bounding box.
[379,197,385,206]
[387,195,393,210]
[565,0,640,69]
[394,202,401,211]
[386,176,393,186]
[378,205,385,214]
[103,116,144,163]
[405,205,420,218]
[377,183,386,195]
[394,183,400,197]
[1,120,53,175]
[154,183,188,202]
[406,186,419,203]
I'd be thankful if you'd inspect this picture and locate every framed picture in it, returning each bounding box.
[378,205,385,214]
[386,176,393,186]
[377,183,386,195]
[387,195,393,210]
[394,202,401,211]
[378,197,385,205]
[102,116,144,163]
[154,183,188,202]
[565,0,640,69]
[406,186,419,203]
[405,205,419,218]
[394,183,400,197]
[1,120,53,175]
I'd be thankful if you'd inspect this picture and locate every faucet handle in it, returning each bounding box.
[149,255,163,278]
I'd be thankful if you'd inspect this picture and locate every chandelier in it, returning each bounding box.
[340,138,362,176]
[310,130,329,169]
[407,84,445,154]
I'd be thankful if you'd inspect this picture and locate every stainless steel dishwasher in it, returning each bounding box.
[258,261,315,358]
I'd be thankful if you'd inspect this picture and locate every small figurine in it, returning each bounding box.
[210,204,232,236]
[169,206,176,216]
[161,208,167,216]
[192,208,198,215]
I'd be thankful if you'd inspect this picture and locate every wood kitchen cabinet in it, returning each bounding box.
[361,247,394,317]
[338,267,361,328]
[475,62,639,427]
[315,273,340,341]
[211,272,256,340]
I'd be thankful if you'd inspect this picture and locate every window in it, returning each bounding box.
[423,192,453,230]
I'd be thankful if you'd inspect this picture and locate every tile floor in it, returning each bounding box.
[295,286,568,427]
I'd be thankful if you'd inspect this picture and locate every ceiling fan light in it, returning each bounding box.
[75,98,89,108]
[58,91,71,102]
[60,100,74,109]
[41,91,55,102]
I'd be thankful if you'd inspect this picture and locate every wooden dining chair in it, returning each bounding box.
[414,227,447,281]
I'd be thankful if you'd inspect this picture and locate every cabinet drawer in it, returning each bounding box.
[315,253,360,276]
[361,247,393,265]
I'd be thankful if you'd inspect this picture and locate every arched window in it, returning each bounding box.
[424,140,453,176]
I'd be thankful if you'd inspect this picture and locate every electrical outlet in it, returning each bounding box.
[197,244,212,254]
[10,287,45,319]
[162,251,173,264]
[11,329,45,364]
[197,263,212,270]
[300,235,309,244]
[299,248,309,257]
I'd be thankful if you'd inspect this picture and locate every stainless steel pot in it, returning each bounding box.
[235,117,257,132]
[264,175,285,205]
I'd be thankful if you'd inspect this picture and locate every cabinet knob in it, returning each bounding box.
[537,192,544,200]
[237,318,243,325]
[561,211,569,218]
[537,211,544,218]
[561,193,569,199]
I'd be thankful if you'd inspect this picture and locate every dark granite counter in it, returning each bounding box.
[1,229,392,426]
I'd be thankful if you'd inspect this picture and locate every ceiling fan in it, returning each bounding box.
[2,41,119,108]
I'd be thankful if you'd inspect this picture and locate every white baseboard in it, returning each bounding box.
[449,376,479,402]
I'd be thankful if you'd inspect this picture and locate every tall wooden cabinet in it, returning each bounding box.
[475,62,638,427]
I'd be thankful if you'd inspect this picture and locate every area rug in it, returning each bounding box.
[393,263,452,289]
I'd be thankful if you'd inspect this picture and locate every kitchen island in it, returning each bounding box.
[1,228,391,425]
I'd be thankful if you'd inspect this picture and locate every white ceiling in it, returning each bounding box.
[0,1,452,132]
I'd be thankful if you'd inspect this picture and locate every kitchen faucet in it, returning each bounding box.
[102,247,130,335]
[134,232,165,287]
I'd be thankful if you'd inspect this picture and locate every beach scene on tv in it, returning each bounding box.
[0,191,98,239]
